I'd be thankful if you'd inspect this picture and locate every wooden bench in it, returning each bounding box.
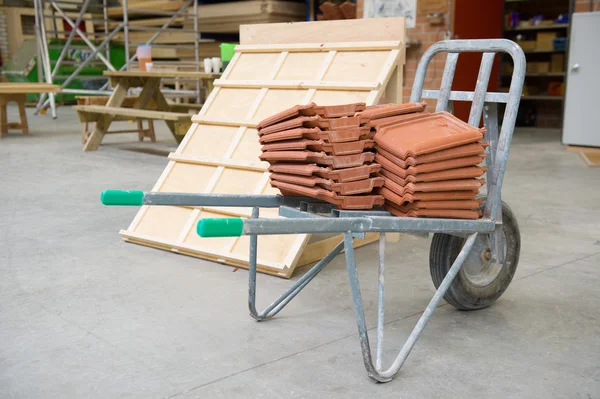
[73,105,193,137]
[0,83,60,137]
[77,96,157,144]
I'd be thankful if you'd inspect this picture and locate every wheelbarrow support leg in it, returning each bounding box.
[248,206,344,321]
[344,232,479,382]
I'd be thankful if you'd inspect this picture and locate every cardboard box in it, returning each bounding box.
[536,62,550,73]
[517,40,537,51]
[551,53,565,72]
[526,62,551,73]
[536,32,558,51]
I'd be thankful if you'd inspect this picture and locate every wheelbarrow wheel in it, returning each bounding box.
[429,201,520,310]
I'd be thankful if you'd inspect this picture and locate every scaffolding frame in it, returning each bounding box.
[33,0,202,118]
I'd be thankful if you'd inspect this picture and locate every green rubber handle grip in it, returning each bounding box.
[101,190,144,206]
[197,218,243,237]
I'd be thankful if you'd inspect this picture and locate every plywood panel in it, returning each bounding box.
[121,18,406,278]
[323,51,392,82]
[181,125,239,158]
[204,88,261,119]
[158,163,217,193]
[253,89,308,121]
[227,53,281,80]
[275,53,328,80]
[312,90,370,105]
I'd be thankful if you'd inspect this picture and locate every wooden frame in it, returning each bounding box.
[119,18,406,278]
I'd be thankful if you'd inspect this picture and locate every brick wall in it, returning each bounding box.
[401,9,450,108]
[0,10,8,68]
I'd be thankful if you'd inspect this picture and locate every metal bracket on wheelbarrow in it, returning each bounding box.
[101,39,525,382]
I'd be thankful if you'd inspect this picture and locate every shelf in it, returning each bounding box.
[502,73,565,77]
[506,23,569,32]
[524,49,566,54]
[521,95,564,101]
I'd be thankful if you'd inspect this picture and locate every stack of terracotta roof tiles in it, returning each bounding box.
[365,103,488,220]
[257,102,384,210]
[257,101,488,219]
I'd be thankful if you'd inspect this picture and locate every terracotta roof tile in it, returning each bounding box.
[268,163,381,182]
[258,115,364,136]
[359,102,427,120]
[378,187,480,205]
[381,176,486,196]
[258,127,373,144]
[271,180,384,210]
[270,173,384,195]
[379,166,487,185]
[366,112,431,129]
[384,204,482,220]
[256,102,366,130]
[261,139,375,156]
[375,153,486,178]
[260,150,375,169]
[375,143,487,167]
[374,112,485,158]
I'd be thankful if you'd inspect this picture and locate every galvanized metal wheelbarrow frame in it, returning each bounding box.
[102,40,525,382]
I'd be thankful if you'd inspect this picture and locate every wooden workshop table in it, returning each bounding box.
[74,70,220,151]
[0,83,60,137]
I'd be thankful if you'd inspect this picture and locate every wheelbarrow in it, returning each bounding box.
[101,39,525,382]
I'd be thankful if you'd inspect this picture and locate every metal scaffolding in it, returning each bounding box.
[33,0,202,117]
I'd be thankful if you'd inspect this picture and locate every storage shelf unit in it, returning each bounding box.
[501,0,570,128]
[521,95,564,101]
[505,23,568,31]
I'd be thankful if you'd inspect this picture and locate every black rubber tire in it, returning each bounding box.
[429,201,521,310]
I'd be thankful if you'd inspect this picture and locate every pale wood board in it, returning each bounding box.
[120,18,406,278]
[104,71,221,80]
[241,18,406,45]
[0,83,61,94]
[73,105,191,122]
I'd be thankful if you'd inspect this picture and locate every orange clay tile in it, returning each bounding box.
[271,180,384,210]
[259,115,364,135]
[379,166,488,186]
[268,163,382,182]
[375,142,487,168]
[258,127,373,144]
[378,186,480,205]
[260,151,375,169]
[366,112,431,129]
[269,173,384,195]
[381,176,486,196]
[374,112,485,159]
[384,204,482,220]
[375,153,486,178]
[390,199,483,211]
[261,139,375,156]
[313,103,366,118]
[359,102,427,120]
[256,102,368,130]
[256,103,318,130]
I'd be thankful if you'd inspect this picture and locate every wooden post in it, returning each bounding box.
[82,82,128,151]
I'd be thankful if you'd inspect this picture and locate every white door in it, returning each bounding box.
[562,12,600,147]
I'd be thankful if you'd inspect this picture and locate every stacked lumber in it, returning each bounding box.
[258,102,385,210]
[367,107,488,219]
[319,1,357,20]
[185,0,306,33]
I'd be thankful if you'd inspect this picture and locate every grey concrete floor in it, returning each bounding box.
[1,105,599,398]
